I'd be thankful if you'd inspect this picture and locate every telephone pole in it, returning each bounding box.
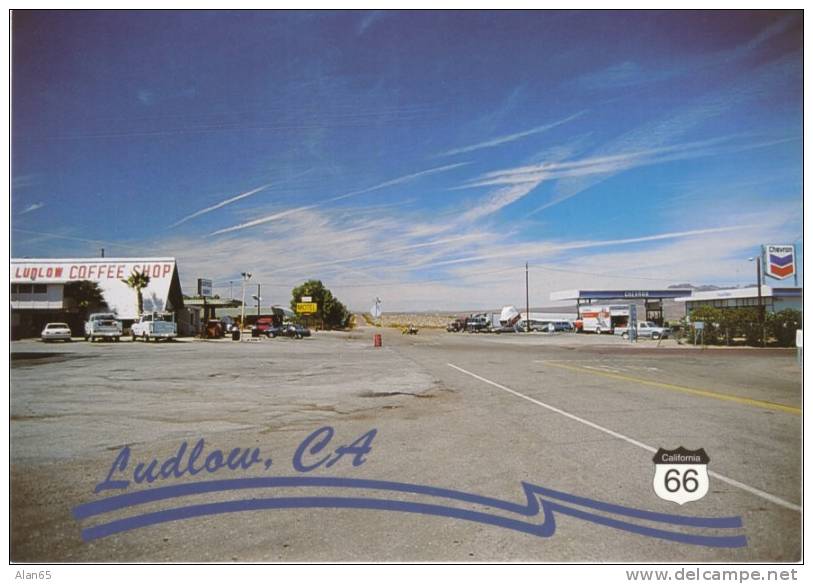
[749,256,766,348]
[756,257,765,348]
[240,272,252,331]
[525,262,530,333]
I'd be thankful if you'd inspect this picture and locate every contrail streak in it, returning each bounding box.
[209,163,468,236]
[170,183,273,227]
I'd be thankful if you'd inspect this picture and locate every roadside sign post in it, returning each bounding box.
[296,300,318,330]
[796,329,803,366]
[371,297,382,326]
[628,304,637,343]
[693,321,705,347]
[240,272,252,337]
[197,278,213,338]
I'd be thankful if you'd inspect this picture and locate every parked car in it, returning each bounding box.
[131,312,177,342]
[551,321,574,332]
[466,314,490,333]
[253,317,284,338]
[84,312,122,342]
[282,324,311,339]
[41,322,72,342]
[494,324,523,334]
[617,321,670,340]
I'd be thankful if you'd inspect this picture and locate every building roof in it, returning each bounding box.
[550,289,692,301]
[216,306,296,319]
[674,286,803,302]
[184,297,241,308]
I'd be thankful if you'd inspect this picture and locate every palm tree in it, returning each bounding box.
[122,272,151,316]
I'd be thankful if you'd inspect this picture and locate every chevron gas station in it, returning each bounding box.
[552,244,802,322]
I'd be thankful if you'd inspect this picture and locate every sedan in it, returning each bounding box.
[283,324,311,339]
[41,322,72,342]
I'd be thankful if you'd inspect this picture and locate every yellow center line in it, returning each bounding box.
[542,361,801,416]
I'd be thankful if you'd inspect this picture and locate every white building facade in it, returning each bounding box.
[674,286,802,316]
[10,257,186,338]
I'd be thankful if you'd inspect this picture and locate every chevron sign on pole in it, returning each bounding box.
[763,244,796,282]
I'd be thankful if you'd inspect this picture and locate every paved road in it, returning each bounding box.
[10,325,802,562]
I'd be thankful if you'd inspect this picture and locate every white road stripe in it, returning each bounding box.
[447,363,801,513]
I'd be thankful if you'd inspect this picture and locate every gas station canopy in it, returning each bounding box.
[550,289,693,302]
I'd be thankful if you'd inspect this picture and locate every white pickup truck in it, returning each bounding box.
[130,312,177,342]
[84,313,122,342]
[615,321,670,340]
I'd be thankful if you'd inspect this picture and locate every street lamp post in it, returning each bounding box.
[749,256,765,348]
[240,272,252,332]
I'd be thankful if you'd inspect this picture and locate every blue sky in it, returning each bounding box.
[11,10,803,310]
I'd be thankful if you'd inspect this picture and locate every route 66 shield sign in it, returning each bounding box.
[652,447,710,505]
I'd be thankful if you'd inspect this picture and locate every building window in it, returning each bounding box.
[33,284,47,294]
[17,284,32,294]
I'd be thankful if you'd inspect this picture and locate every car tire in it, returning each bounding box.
[652,333,661,340]
[621,332,628,339]
[595,328,602,335]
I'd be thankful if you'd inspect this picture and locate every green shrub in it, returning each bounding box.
[767,309,802,347]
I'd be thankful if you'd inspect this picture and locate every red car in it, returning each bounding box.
[253,317,282,337]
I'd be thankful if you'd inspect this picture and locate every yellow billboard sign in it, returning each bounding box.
[296,302,318,314]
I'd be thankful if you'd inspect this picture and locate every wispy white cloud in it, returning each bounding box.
[12,174,40,189]
[209,162,469,236]
[404,225,755,271]
[170,184,273,227]
[441,111,585,157]
[357,10,385,35]
[450,136,739,222]
[574,14,799,92]
[576,61,646,90]
[147,185,799,312]
[137,90,156,106]
[458,181,544,222]
[11,227,161,252]
[19,202,44,215]
[329,162,470,203]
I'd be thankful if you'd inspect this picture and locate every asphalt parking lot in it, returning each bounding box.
[10,324,802,562]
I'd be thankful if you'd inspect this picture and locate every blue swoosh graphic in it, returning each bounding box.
[72,477,746,547]
[770,254,793,267]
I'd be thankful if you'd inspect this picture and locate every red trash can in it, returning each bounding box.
[374,333,382,347]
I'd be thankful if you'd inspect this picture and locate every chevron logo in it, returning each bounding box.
[767,248,795,280]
